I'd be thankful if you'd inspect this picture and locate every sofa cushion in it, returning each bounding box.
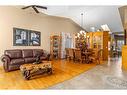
[24,58,36,63]
[33,49,44,57]
[22,49,33,58]
[10,58,24,65]
[5,50,22,59]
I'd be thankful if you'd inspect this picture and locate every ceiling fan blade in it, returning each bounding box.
[35,5,47,10]
[22,6,32,9]
[32,6,39,13]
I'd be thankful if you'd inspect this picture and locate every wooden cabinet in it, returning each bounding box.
[50,35,61,59]
[86,31,109,60]
[122,45,127,70]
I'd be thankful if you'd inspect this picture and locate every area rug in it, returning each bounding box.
[104,75,127,89]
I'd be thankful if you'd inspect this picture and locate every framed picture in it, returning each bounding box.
[13,28,41,46]
[29,31,41,46]
[13,28,28,46]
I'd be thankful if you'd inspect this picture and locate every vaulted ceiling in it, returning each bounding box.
[24,5,124,33]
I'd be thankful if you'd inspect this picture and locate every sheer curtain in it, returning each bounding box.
[61,32,73,58]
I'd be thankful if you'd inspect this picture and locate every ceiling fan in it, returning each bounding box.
[22,5,47,13]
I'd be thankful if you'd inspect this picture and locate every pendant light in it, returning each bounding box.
[75,13,87,49]
[78,13,86,38]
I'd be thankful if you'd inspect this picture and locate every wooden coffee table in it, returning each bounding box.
[20,61,52,80]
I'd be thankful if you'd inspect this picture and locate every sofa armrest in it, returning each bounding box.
[1,55,10,63]
[1,55,11,72]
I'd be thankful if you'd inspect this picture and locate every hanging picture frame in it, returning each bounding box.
[29,30,41,46]
[13,28,41,46]
[13,28,28,46]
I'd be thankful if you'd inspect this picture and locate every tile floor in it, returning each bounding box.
[48,57,127,89]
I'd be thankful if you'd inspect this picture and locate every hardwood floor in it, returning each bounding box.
[0,60,97,89]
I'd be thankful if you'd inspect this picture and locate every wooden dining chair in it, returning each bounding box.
[89,49,102,64]
[68,48,74,60]
[87,48,93,52]
[74,49,85,63]
[65,48,69,59]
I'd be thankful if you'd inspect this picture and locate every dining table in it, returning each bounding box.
[82,51,94,64]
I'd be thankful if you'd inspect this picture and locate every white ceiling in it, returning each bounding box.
[38,6,123,32]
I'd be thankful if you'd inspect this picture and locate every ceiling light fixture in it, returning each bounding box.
[80,13,86,36]
[76,13,86,38]
[101,24,110,31]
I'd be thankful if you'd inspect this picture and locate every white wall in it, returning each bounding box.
[84,6,123,32]
[44,6,123,32]
[0,6,81,64]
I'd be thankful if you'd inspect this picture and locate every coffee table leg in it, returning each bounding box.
[47,68,52,74]
[24,70,31,80]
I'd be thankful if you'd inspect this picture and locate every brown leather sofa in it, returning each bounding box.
[1,49,50,72]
